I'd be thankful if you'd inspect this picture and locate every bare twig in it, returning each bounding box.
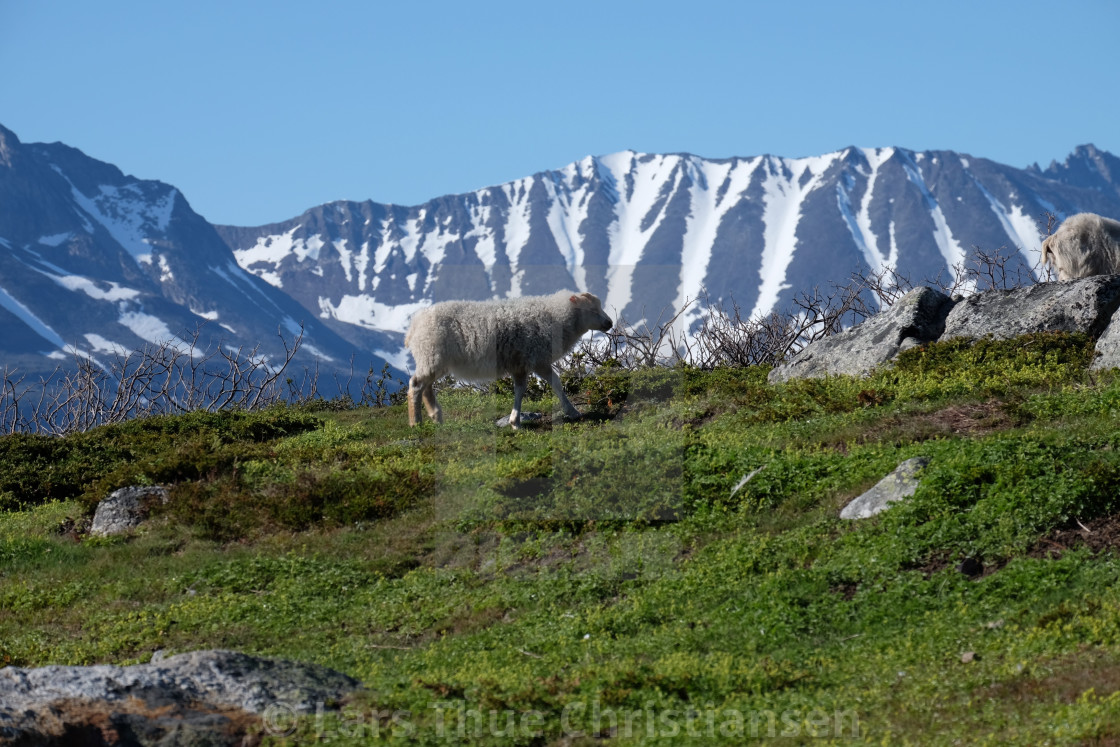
[1,323,304,435]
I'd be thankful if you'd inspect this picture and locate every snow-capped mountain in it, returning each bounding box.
[0,124,397,385]
[218,146,1120,338]
[5,119,1120,392]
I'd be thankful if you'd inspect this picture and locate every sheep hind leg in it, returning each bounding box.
[409,374,442,426]
[421,382,443,423]
[541,367,582,421]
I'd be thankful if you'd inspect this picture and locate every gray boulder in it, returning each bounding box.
[768,287,955,383]
[941,275,1120,342]
[90,486,170,537]
[0,649,360,745]
[1092,305,1120,370]
[840,457,930,520]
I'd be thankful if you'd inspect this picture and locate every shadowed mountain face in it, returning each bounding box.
[0,124,398,386]
[4,120,1120,388]
[216,146,1120,337]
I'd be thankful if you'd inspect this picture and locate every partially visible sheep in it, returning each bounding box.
[1041,212,1120,280]
[404,291,613,428]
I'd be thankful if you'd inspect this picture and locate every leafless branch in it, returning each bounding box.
[1,324,304,435]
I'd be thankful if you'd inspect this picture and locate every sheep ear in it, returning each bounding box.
[1041,236,1052,263]
[570,294,592,306]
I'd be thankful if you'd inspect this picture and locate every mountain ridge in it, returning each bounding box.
[0,124,397,387]
[216,144,1120,341]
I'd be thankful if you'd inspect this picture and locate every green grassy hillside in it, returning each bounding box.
[4,332,1120,744]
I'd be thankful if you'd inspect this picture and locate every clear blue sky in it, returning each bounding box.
[2,0,1117,227]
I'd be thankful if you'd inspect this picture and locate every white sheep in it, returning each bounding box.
[1041,212,1120,281]
[404,291,614,428]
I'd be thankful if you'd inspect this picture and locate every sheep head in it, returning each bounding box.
[1040,235,1065,279]
[569,292,614,332]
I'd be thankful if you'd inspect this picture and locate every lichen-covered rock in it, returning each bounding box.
[89,486,169,537]
[0,649,360,745]
[840,457,930,520]
[768,287,955,383]
[941,275,1120,342]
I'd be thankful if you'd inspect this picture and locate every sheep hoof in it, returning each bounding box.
[496,412,542,428]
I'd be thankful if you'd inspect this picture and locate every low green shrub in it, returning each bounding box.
[0,407,320,511]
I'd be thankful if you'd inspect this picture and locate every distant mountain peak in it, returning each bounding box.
[0,124,22,168]
[0,123,399,387]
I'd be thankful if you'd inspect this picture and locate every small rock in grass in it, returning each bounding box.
[90,486,170,537]
[840,457,930,520]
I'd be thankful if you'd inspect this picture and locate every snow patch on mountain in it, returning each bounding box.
[371,218,396,277]
[83,333,128,355]
[299,342,336,362]
[65,179,177,262]
[211,261,283,314]
[972,178,1044,268]
[899,153,969,276]
[1005,203,1044,266]
[281,316,303,338]
[38,233,72,247]
[157,255,174,282]
[465,207,497,291]
[547,161,595,292]
[752,154,834,318]
[354,240,373,292]
[17,251,142,302]
[602,152,684,317]
[845,147,895,269]
[375,345,412,373]
[48,274,141,302]
[333,238,355,284]
[119,309,182,348]
[0,283,66,348]
[678,156,761,328]
[233,226,319,284]
[500,180,535,296]
[235,228,359,289]
[318,294,427,333]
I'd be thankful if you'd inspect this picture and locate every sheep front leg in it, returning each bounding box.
[408,376,424,426]
[509,373,528,429]
[540,367,582,420]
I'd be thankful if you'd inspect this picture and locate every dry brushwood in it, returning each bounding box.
[1,325,304,436]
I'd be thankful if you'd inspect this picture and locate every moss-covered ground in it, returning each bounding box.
[4,332,1120,743]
